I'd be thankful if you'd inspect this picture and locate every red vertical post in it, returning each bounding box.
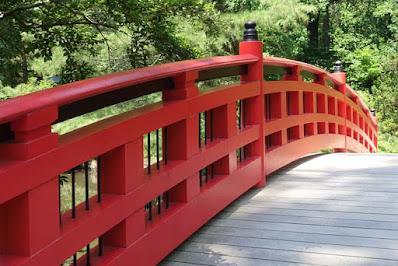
[332,61,347,152]
[0,106,60,257]
[163,71,200,202]
[101,139,146,249]
[239,21,265,187]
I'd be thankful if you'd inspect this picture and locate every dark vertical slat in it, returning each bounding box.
[210,110,214,141]
[165,191,169,209]
[58,176,62,227]
[211,164,214,179]
[97,157,102,203]
[147,133,151,174]
[198,113,202,148]
[156,129,160,170]
[199,171,203,187]
[269,94,272,119]
[148,201,152,221]
[98,236,103,256]
[86,244,90,266]
[266,94,271,120]
[73,254,77,266]
[84,162,89,211]
[239,148,243,162]
[204,111,207,145]
[205,166,208,182]
[71,168,76,219]
[242,99,246,128]
[265,95,268,120]
[238,100,242,129]
[164,127,168,164]
[157,196,161,214]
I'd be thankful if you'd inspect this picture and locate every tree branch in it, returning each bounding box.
[3,1,48,18]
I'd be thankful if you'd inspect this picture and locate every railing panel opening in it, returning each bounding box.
[264,93,282,121]
[287,126,300,142]
[199,163,216,188]
[145,190,171,222]
[329,123,337,134]
[347,127,353,138]
[316,93,326,113]
[338,124,346,135]
[199,110,215,148]
[59,158,101,225]
[346,106,352,121]
[53,91,162,135]
[144,128,166,175]
[328,96,336,115]
[62,238,101,266]
[353,111,358,125]
[287,91,299,116]
[317,122,327,134]
[304,123,315,137]
[265,131,283,151]
[359,117,364,130]
[338,100,346,118]
[303,92,314,113]
[354,130,359,140]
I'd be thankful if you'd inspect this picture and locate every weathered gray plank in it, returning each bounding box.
[228,201,398,214]
[165,250,309,266]
[200,225,398,250]
[186,233,398,261]
[178,242,398,266]
[220,205,398,222]
[209,218,398,239]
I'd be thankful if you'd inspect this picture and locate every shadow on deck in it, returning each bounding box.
[162,153,398,266]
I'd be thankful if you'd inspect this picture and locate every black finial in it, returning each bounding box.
[334,60,343,73]
[243,21,258,41]
[370,109,376,116]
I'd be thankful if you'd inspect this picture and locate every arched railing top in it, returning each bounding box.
[0,55,257,125]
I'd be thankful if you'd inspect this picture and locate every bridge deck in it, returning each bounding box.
[162,153,398,266]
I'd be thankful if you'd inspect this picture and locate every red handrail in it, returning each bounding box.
[0,55,257,124]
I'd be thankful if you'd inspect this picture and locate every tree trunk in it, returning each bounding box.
[322,5,331,52]
[308,11,320,51]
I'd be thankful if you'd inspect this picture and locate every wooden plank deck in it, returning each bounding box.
[162,153,398,266]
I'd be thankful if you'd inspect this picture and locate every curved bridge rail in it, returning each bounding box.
[0,25,377,266]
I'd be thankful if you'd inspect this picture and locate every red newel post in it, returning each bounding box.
[332,61,348,152]
[239,21,266,187]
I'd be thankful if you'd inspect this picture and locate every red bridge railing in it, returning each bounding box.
[0,22,377,266]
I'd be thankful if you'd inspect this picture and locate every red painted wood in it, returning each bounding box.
[0,37,377,265]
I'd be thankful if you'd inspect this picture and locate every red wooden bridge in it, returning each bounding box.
[0,22,385,266]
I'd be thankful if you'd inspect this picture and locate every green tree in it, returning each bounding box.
[0,0,217,85]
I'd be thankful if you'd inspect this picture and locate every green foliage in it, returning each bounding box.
[345,47,382,92]
[0,0,217,85]
[180,0,315,59]
[0,78,54,100]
